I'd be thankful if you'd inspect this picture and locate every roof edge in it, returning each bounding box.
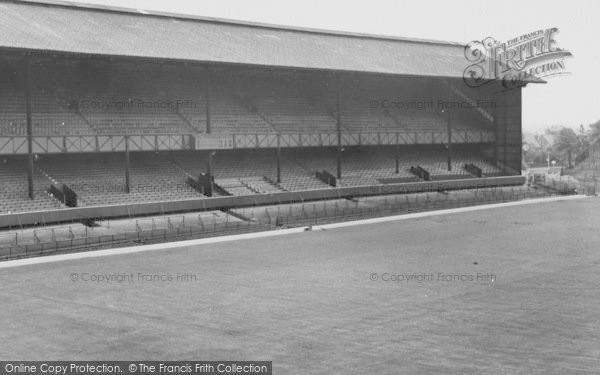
[2,0,465,47]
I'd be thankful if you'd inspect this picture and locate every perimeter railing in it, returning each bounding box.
[0,182,581,261]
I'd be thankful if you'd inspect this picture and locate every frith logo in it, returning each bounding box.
[463,27,572,89]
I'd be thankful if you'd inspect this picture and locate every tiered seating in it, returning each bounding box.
[0,64,94,136]
[338,149,417,186]
[46,64,192,135]
[0,60,508,215]
[277,172,331,191]
[341,109,398,133]
[241,177,284,194]
[1,59,495,139]
[173,149,277,178]
[85,112,189,135]
[143,67,274,135]
[39,154,128,206]
[341,90,399,133]
[83,71,189,134]
[402,148,506,180]
[215,178,255,196]
[0,146,505,214]
[285,148,402,187]
[31,65,95,136]
[397,148,470,181]
[458,155,504,177]
[394,113,448,132]
[0,113,26,136]
[341,79,486,134]
[0,81,26,136]
[250,79,337,134]
[180,92,275,135]
[415,152,503,180]
[268,150,333,191]
[152,66,209,132]
[261,101,336,133]
[274,149,336,191]
[172,150,330,192]
[286,146,502,186]
[213,93,275,134]
[0,112,93,137]
[0,158,62,214]
[31,113,93,136]
[129,154,205,201]
[39,153,204,207]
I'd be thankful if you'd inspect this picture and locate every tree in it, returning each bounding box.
[590,119,600,138]
[552,127,579,168]
[578,124,589,150]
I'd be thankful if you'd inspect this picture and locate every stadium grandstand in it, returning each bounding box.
[0,0,544,255]
[1,2,598,373]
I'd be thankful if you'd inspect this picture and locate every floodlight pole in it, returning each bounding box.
[24,53,34,199]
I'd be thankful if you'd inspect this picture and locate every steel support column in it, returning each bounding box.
[205,67,212,134]
[276,133,281,183]
[24,54,34,199]
[395,132,400,174]
[446,81,453,172]
[336,75,343,180]
[125,135,131,193]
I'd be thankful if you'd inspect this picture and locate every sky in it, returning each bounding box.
[71,0,600,133]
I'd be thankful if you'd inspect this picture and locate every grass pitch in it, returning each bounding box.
[0,197,599,374]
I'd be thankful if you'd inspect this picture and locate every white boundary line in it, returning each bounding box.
[0,194,588,269]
